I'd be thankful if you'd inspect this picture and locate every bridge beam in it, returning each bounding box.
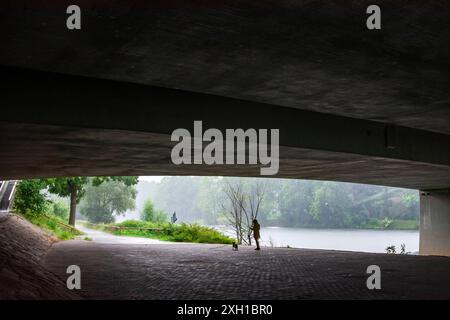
[1,66,450,190]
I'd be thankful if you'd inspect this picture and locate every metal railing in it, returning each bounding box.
[0,180,18,212]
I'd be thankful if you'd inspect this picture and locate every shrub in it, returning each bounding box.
[141,199,168,223]
[159,222,234,244]
[101,220,234,244]
[13,180,49,217]
[386,245,396,254]
[49,200,70,221]
[26,214,82,240]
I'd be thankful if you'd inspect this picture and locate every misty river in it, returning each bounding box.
[217,226,419,254]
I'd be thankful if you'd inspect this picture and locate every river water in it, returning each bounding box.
[78,223,419,254]
[219,226,419,254]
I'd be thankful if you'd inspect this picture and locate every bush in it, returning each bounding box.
[116,220,156,228]
[100,220,234,244]
[162,223,234,244]
[141,199,168,223]
[26,213,83,240]
[13,180,49,217]
[11,180,82,240]
[388,219,419,230]
[49,200,70,221]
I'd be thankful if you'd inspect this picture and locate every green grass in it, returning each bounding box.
[83,220,234,244]
[359,218,419,230]
[23,213,83,240]
[388,219,419,230]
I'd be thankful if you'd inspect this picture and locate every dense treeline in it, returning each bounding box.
[137,177,419,229]
[13,177,420,230]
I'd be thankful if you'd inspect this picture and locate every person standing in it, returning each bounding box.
[251,219,261,250]
[171,211,178,224]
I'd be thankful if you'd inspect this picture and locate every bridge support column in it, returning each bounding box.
[420,190,450,256]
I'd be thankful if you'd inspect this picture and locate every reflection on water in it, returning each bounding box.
[217,226,419,254]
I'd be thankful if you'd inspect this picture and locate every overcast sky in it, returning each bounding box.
[139,176,165,183]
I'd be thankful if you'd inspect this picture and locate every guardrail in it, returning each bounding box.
[0,180,18,212]
[42,214,83,234]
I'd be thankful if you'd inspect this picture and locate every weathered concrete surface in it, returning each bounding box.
[0,213,81,299]
[1,68,450,190]
[420,190,450,256]
[1,0,450,135]
[1,1,450,190]
[44,241,450,300]
[2,121,450,190]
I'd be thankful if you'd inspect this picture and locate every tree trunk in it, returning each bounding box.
[69,187,77,226]
[235,227,240,244]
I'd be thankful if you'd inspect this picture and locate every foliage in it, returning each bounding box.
[161,223,234,244]
[386,243,410,255]
[44,177,88,202]
[24,213,83,240]
[13,180,82,240]
[86,220,234,244]
[43,176,139,202]
[388,219,419,230]
[42,176,139,225]
[220,178,267,245]
[400,244,407,254]
[80,179,137,223]
[386,245,396,254]
[13,180,49,216]
[360,218,419,230]
[152,177,202,221]
[141,198,168,223]
[381,217,393,229]
[142,177,419,229]
[49,199,70,221]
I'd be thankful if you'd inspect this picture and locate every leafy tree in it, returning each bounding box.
[135,177,419,229]
[152,177,201,222]
[50,199,70,221]
[43,176,138,226]
[80,179,137,224]
[196,177,225,224]
[141,198,168,223]
[13,180,49,216]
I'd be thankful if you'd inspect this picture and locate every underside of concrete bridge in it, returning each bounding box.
[1,1,450,255]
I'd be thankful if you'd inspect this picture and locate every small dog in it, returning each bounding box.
[232,242,239,251]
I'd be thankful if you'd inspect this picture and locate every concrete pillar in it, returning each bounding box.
[420,189,450,256]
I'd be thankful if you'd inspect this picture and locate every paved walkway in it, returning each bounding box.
[44,233,450,299]
[76,224,165,245]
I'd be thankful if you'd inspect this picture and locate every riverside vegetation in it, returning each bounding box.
[81,220,234,244]
[12,179,82,240]
[12,179,233,244]
[11,176,420,245]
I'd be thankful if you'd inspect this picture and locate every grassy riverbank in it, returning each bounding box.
[358,218,419,230]
[264,218,419,230]
[20,213,83,240]
[80,220,234,244]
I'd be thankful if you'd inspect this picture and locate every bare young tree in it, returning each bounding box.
[221,179,246,244]
[241,180,267,245]
[221,178,267,245]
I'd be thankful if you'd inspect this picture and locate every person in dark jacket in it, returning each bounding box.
[251,219,261,250]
